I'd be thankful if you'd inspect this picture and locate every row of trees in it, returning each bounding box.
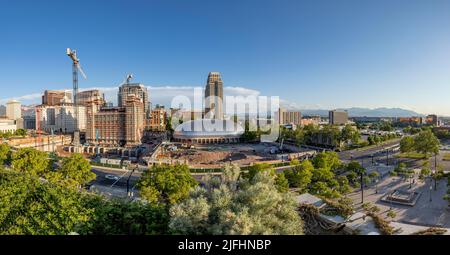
[1,144,304,235]
[0,129,27,139]
[135,163,304,234]
[0,145,96,188]
[281,151,356,199]
[0,145,171,235]
[367,133,399,146]
[400,130,440,157]
[281,124,361,149]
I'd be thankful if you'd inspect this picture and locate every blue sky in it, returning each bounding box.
[1,0,450,115]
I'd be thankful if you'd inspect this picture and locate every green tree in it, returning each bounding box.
[275,172,289,193]
[0,169,92,235]
[0,143,11,165]
[337,176,352,194]
[340,124,360,145]
[51,153,96,188]
[11,148,51,176]
[312,151,341,172]
[137,164,197,205]
[285,160,313,192]
[169,165,303,235]
[400,136,415,153]
[414,130,440,157]
[346,161,365,175]
[79,197,169,235]
[309,181,340,198]
[14,129,27,137]
[245,163,274,180]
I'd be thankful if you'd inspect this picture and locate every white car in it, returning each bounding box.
[105,174,120,181]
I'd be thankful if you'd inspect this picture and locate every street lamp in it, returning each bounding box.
[127,166,137,197]
[375,178,379,194]
[429,184,433,202]
[434,152,438,191]
[360,171,364,204]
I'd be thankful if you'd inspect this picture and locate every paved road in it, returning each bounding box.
[339,139,401,161]
[91,167,141,189]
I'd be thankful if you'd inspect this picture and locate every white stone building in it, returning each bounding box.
[36,103,86,134]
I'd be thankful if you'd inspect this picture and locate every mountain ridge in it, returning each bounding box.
[300,107,424,117]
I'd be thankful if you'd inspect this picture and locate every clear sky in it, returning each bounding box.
[1,0,450,115]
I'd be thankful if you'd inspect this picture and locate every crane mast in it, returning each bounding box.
[66,48,86,148]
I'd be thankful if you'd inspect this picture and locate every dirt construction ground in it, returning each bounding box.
[166,143,282,168]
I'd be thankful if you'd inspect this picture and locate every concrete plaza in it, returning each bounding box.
[347,175,450,228]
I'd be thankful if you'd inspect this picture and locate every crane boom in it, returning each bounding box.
[66,48,87,148]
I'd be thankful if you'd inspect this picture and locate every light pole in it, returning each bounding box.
[434,153,438,191]
[375,178,379,194]
[127,166,137,197]
[360,171,364,204]
[429,184,433,202]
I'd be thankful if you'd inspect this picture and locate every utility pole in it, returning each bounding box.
[434,152,438,191]
[360,172,364,204]
[127,166,137,197]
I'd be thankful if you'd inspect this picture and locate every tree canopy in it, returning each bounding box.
[137,164,198,205]
[0,169,92,235]
[11,148,51,176]
[169,164,303,235]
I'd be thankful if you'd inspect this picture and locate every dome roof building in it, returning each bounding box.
[173,119,244,144]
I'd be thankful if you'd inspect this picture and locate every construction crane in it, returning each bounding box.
[66,48,87,147]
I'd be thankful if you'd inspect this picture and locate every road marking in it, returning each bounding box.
[110,170,130,188]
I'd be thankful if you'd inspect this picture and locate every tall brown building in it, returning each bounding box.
[118,83,149,116]
[77,90,105,109]
[42,90,72,106]
[204,72,224,119]
[148,106,166,131]
[86,87,146,147]
[277,108,302,126]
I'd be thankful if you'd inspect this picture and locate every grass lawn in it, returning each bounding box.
[395,152,428,159]
[442,153,450,161]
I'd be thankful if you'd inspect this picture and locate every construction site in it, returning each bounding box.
[150,142,316,169]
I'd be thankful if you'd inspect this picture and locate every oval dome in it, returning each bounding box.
[173,119,244,139]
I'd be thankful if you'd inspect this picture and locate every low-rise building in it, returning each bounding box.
[0,118,17,134]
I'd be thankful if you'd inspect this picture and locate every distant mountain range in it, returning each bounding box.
[301,107,424,118]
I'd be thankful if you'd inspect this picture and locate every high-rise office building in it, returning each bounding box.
[426,114,439,126]
[329,110,349,125]
[6,100,21,120]
[277,108,302,126]
[204,72,224,119]
[86,86,147,147]
[77,90,105,109]
[118,83,149,115]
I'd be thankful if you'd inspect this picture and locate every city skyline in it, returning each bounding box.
[1,0,450,115]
